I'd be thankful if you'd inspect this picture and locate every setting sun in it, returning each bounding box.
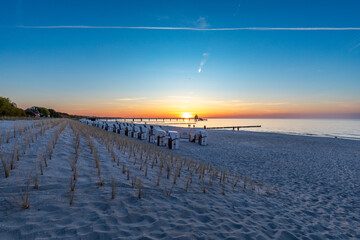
[181,112,193,118]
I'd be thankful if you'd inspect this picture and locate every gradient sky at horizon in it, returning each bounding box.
[1,0,360,118]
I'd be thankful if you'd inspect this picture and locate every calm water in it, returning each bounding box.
[108,118,360,140]
[193,118,360,140]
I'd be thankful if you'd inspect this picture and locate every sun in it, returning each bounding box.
[181,112,193,119]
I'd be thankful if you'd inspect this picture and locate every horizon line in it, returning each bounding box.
[17,25,360,31]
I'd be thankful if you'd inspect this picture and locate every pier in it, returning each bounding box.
[205,125,261,131]
[88,117,207,122]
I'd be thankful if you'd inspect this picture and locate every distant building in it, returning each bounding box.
[194,114,199,121]
[25,107,40,117]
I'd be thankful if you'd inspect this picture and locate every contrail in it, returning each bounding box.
[198,53,209,73]
[17,25,360,31]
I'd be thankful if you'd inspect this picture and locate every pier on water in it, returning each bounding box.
[88,117,261,130]
[88,117,207,124]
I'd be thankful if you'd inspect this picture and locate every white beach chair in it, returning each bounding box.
[119,123,126,135]
[199,130,208,146]
[132,125,140,138]
[154,127,168,147]
[148,126,156,143]
[139,125,148,140]
[125,125,132,137]
[167,131,180,149]
[189,128,201,143]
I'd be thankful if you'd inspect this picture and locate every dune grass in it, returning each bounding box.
[1,155,10,178]
[48,140,53,160]
[39,160,43,175]
[138,178,142,199]
[14,142,19,161]
[43,153,48,167]
[19,177,31,209]
[122,164,126,174]
[69,191,75,205]
[111,176,116,199]
[184,177,190,192]
[0,118,275,217]
[61,119,274,201]
[34,168,39,190]
[10,154,15,170]
[6,131,10,143]
[70,177,76,192]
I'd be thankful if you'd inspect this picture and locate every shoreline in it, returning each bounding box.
[210,128,360,141]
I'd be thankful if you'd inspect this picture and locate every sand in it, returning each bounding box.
[169,130,360,239]
[0,120,359,239]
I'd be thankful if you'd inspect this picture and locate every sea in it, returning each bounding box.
[195,118,360,140]
[109,118,360,141]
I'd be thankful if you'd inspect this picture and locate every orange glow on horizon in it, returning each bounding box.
[17,97,360,119]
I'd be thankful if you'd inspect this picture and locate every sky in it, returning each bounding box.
[0,0,360,118]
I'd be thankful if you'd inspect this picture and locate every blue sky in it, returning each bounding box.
[0,0,360,117]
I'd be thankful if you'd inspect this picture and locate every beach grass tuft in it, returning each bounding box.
[69,191,75,205]
[6,131,10,143]
[14,142,19,161]
[10,152,15,170]
[138,178,142,199]
[98,177,105,187]
[1,155,10,178]
[111,176,116,199]
[73,166,78,181]
[70,177,76,191]
[39,161,43,175]
[202,177,206,194]
[165,184,174,196]
[34,169,39,190]
[184,177,190,192]
[19,177,31,209]
[43,154,48,167]
[48,140,53,160]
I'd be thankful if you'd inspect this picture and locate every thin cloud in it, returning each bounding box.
[233,0,243,16]
[197,98,288,106]
[17,25,360,31]
[195,17,209,28]
[157,16,169,21]
[167,96,194,99]
[350,42,360,51]
[115,98,146,101]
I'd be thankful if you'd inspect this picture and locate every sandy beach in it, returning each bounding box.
[169,130,360,239]
[0,120,359,239]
